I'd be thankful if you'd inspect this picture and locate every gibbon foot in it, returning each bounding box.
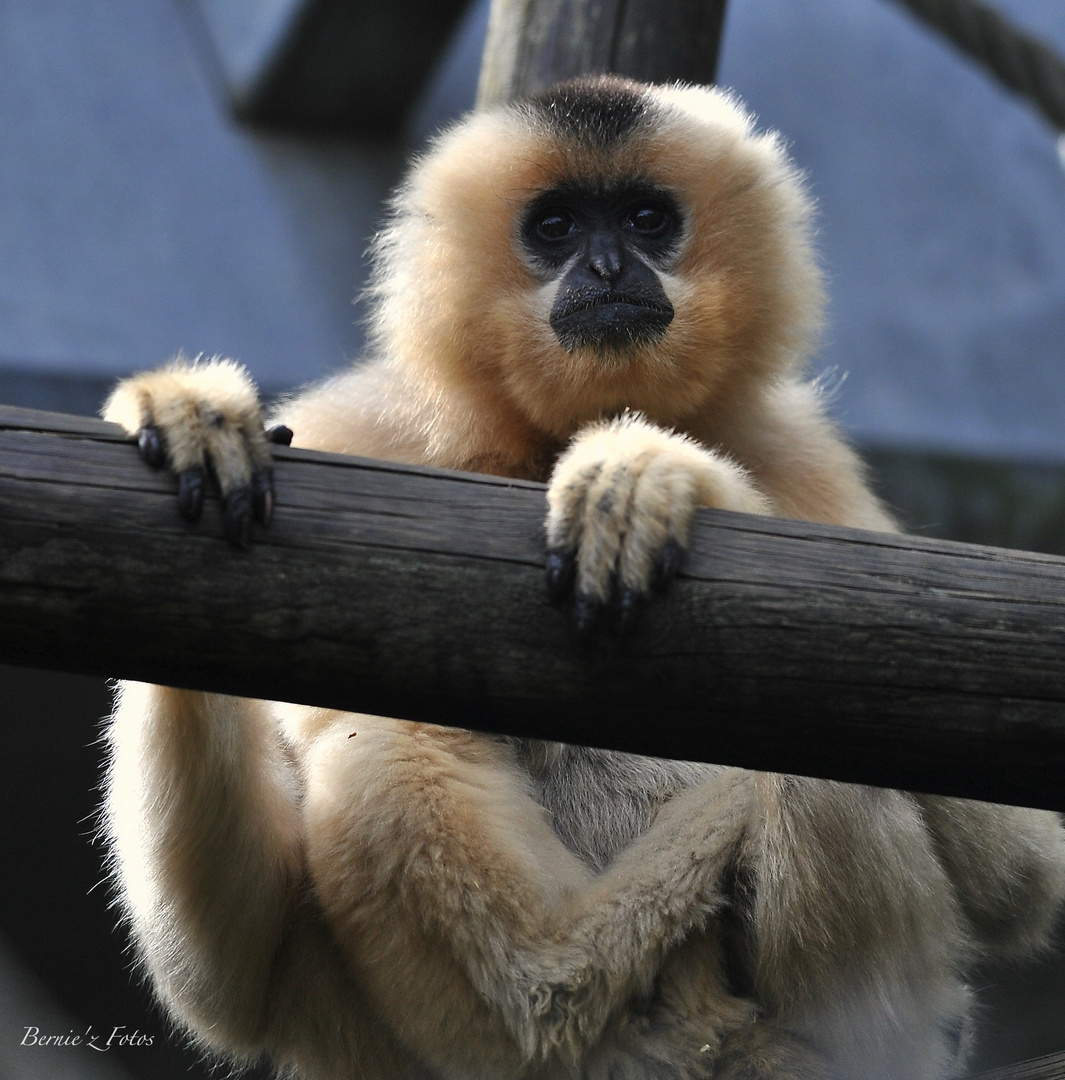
[580,1029,716,1080]
[580,1002,758,1080]
[711,1024,840,1080]
[104,357,278,548]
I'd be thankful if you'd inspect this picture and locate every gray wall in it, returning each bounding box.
[0,0,405,415]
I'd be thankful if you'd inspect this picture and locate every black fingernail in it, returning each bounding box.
[138,424,165,468]
[546,548,576,601]
[177,467,205,522]
[613,588,645,636]
[267,424,294,446]
[252,469,275,526]
[224,488,252,549]
[572,594,601,640]
[654,537,685,591]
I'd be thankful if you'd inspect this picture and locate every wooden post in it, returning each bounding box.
[3,404,1065,811]
[476,0,728,107]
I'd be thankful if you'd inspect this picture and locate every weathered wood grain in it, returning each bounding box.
[968,1052,1065,1080]
[1,405,1065,810]
[476,0,728,106]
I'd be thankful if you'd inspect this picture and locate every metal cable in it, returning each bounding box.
[888,0,1065,131]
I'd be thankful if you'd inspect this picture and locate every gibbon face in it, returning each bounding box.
[520,181,680,352]
[369,77,825,439]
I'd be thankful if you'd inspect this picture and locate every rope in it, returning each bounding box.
[888,0,1065,132]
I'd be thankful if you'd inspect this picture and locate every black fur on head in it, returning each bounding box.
[526,76,647,147]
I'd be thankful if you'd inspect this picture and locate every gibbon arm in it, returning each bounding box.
[105,686,420,1077]
[104,684,303,1051]
[702,379,898,532]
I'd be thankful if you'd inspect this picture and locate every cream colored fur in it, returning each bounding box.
[101,78,1065,1079]
[104,355,272,496]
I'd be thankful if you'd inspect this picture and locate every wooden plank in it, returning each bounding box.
[2,406,1065,809]
[0,402,127,439]
[967,1052,1065,1080]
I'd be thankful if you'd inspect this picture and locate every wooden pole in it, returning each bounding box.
[2,404,1065,810]
[476,0,729,107]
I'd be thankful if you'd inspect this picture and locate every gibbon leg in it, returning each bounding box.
[912,794,1065,956]
[299,713,762,1076]
[741,777,977,1080]
[582,930,839,1080]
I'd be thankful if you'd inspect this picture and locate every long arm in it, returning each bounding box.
[104,685,302,1051]
[105,687,417,1078]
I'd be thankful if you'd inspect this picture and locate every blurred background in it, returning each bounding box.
[0,1,1064,1076]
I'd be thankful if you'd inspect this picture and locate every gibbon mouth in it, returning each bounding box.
[551,295,674,352]
[557,294,673,317]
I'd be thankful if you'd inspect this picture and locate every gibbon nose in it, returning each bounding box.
[587,235,625,282]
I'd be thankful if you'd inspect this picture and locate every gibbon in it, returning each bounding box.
[101,77,1065,1080]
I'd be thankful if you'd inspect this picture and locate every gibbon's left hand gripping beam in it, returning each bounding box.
[0,402,1063,810]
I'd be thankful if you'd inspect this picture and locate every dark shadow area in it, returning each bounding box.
[0,662,271,1079]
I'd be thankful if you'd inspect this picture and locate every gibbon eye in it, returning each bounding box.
[535,210,577,242]
[625,202,672,237]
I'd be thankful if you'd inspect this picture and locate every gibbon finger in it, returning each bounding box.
[546,457,613,620]
[251,467,275,526]
[614,457,694,600]
[612,587,646,636]
[572,461,638,606]
[652,537,685,592]
[572,591,603,640]
[223,486,253,549]
[545,459,604,554]
[137,423,166,468]
[545,547,577,601]
[202,419,254,496]
[266,424,294,446]
[177,466,206,522]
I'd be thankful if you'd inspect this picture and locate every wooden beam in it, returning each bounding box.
[3,405,1065,810]
[477,0,729,107]
[967,1052,1065,1080]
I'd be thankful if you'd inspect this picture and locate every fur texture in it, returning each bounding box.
[101,78,1065,1079]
